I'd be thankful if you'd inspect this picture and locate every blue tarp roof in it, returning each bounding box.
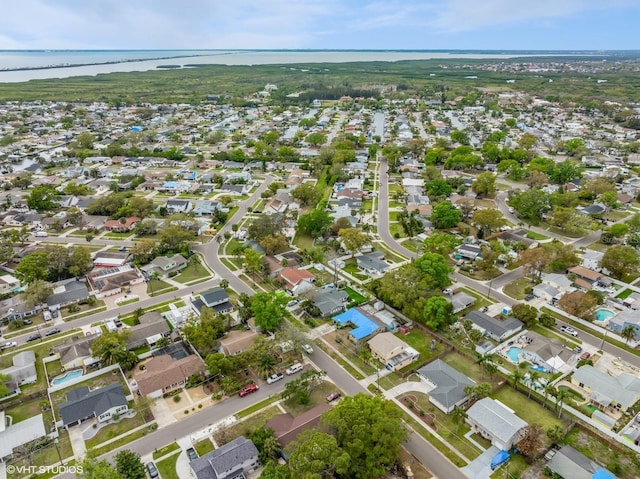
[334,308,379,340]
[593,469,617,479]
[490,450,510,468]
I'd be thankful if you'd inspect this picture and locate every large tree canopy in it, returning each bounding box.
[322,394,407,479]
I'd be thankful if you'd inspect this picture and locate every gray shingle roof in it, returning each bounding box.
[572,365,640,410]
[60,383,127,426]
[190,436,258,479]
[200,287,230,307]
[465,311,523,338]
[418,359,475,410]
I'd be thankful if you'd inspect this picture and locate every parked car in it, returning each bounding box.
[1,341,17,350]
[146,462,159,478]
[186,447,198,461]
[26,334,41,342]
[45,328,61,336]
[573,346,583,354]
[524,294,535,301]
[22,319,33,325]
[580,352,591,360]
[266,373,284,384]
[326,391,341,402]
[239,384,259,397]
[302,344,314,354]
[51,310,59,319]
[285,363,304,375]
[560,325,578,337]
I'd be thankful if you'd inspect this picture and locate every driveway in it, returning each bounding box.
[461,445,499,479]
[68,425,87,459]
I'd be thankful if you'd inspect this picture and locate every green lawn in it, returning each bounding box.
[84,412,147,448]
[396,329,446,368]
[214,407,280,446]
[525,230,549,241]
[194,439,215,456]
[146,278,173,294]
[92,425,156,456]
[282,381,338,417]
[117,297,140,306]
[441,351,492,384]
[492,386,566,435]
[174,262,211,284]
[152,442,180,460]
[293,233,314,250]
[616,289,633,300]
[156,453,180,479]
[503,278,533,300]
[343,264,370,281]
[343,286,367,304]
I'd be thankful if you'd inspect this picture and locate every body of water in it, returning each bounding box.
[506,346,522,363]
[0,49,586,83]
[51,369,84,386]
[594,308,615,322]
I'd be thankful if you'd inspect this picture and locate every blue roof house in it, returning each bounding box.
[334,308,382,342]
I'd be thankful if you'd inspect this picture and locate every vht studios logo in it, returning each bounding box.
[6,464,83,476]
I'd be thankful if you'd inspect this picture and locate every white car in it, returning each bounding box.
[560,325,579,337]
[266,373,284,384]
[302,344,314,354]
[1,341,17,350]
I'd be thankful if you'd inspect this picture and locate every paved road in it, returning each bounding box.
[192,176,275,296]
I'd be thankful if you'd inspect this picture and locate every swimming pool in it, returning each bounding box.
[506,346,522,363]
[594,308,615,322]
[51,369,83,386]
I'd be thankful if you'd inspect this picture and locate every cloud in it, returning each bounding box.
[430,0,638,33]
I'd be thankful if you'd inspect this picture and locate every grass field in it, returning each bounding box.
[156,453,180,479]
[174,262,211,284]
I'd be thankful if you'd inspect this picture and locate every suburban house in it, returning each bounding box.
[356,252,389,276]
[104,216,140,232]
[571,365,640,414]
[1,350,36,386]
[53,334,99,370]
[87,265,145,298]
[455,244,481,261]
[0,412,47,460]
[568,266,603,290]
[190,436,259,479]
[532,283,563,303]
[278,267,315,296]
[334,308,382,343]
[418,359,476,413]
[134,354,205,398]
[46,278,90,309]
[581,250,605,272]
[0,275,20,294]
[125,311,171,350]
[313,289,349,317]
[165,199,193,214]
[367,332,419,371]
[265,404,332,447]
[60,383,129,428]
[541,273,573,293]
[219,329,259,356]
[193,200,227,217]
[450,292,476,314]
[522,332,573,373]
[191,287,233,315]
[466,398,528,451]
[547,446,619,479]
[141,253,188,279]
[93,251,131,268]
[465,311,523,342]
[609,310,640,341]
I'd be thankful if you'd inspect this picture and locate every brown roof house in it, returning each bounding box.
[219,329,259,356]
[278,267,315,296]
[125,311,170,350]
[104,216,140,232]
[134,354,205,398]
[87,265,145,298]
[265,403,331,447]
[367,332,419,372]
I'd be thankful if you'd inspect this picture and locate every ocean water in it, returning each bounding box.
[0,49,567,83]
[0,49,599,83]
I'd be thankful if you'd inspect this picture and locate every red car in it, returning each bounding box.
[326,391,341,402]
[580,352,591,360]
[239,384,259,397]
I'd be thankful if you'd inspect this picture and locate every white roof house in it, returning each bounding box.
[466,398,527,451]
[0,412,47,459]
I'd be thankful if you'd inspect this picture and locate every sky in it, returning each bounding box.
[0,0,639,50]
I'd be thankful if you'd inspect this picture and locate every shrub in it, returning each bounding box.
[198,404,203,409]
[173,395,181,403]
[184,410,189,414]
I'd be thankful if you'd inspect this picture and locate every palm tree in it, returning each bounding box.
[451,406,467,434]
[528,371,540,399]
[543,384,556,410]
[484,362,498,382]
[555,388,569,419]
[255,353,277,378]
[621,325,637,345]
[512,368,525,391]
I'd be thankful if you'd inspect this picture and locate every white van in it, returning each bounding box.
[285,363,304,375]
[34,231,48,237]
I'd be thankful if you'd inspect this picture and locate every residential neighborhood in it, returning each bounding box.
[1,61,640,479]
